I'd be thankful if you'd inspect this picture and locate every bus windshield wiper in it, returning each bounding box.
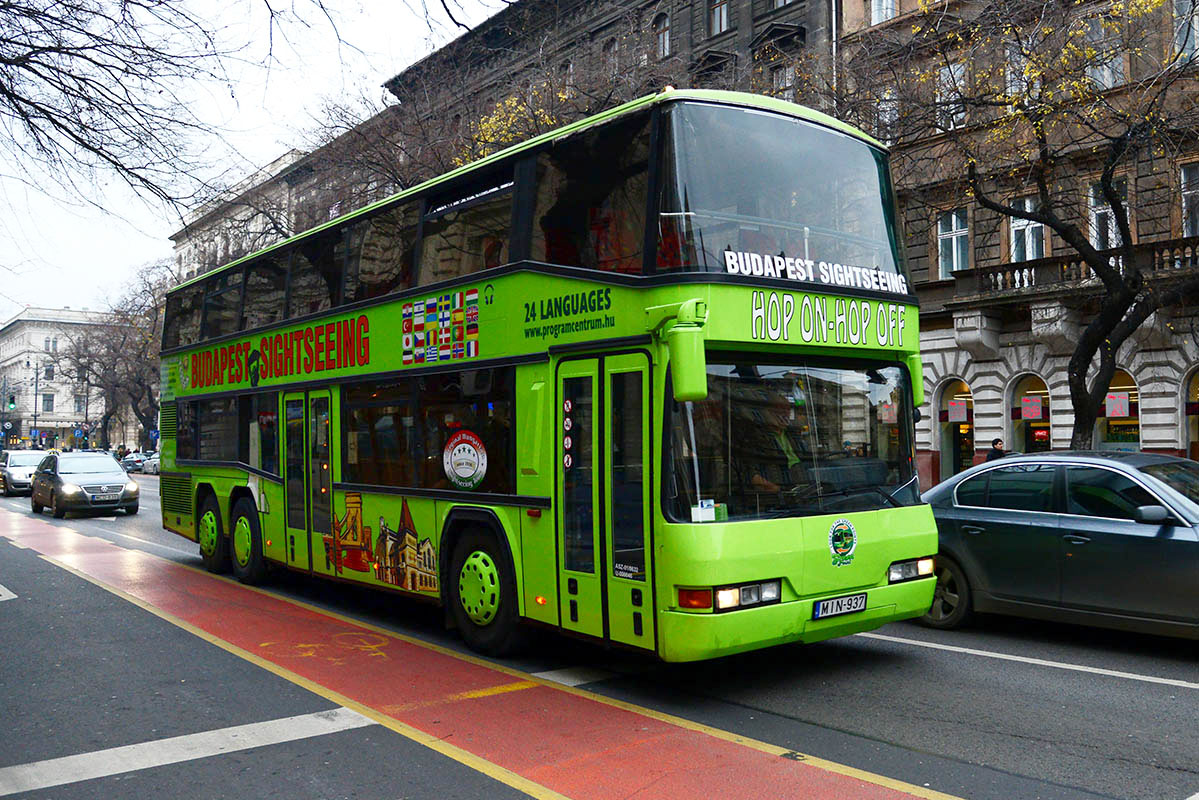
[815,486,901,508]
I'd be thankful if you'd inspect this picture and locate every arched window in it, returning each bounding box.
[938,378,974,480]
[603,38,619,75]
[1095,368,1140,451]
[654,14,671,59]
[1010,374,1050,453]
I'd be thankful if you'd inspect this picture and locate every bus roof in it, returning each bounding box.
[169,89,885,295]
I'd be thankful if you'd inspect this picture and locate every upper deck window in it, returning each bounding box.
[531,111,650,274]
[200,270,244,341]
[655,102,910,296]
[345,202,418,301]
[420,175,514,284]
[288,230,343,317]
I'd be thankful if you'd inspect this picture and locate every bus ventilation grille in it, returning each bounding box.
[160,473,191,515]
[159,402,177,439]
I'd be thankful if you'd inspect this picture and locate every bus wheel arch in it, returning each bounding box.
[440,509,527,656]
[195,486,229,574]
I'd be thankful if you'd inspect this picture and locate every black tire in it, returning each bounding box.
[51,491,66,519]
[30,493,43,514]
[448,529,527,657]
[229,497,267,585]
[125,503,139,516]
[2,480,11,497]
[197,495,230,573]
[921,553,972,629]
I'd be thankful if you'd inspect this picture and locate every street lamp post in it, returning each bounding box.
[31,361,40,446]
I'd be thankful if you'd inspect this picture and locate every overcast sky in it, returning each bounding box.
[0,1,495,320]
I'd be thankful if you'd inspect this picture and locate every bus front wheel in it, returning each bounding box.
[230,497,267,585]
[198,495,230,574]
[449,530,526,657]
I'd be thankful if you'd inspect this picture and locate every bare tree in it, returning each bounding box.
[55,260,173,449]
[831,0,1199,446]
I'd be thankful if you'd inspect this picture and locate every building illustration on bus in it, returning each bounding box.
[157,89,937,662]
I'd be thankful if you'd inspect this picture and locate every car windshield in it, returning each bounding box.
[1140,461,1199,505]
[667,358,919,521]
[59,454,125,475]
[8,453,43,467]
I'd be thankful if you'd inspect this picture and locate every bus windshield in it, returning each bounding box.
[667,360,918,521]
[656,102,907,293]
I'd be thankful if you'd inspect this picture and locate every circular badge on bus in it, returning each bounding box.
[443,430,488,490]
[828,518,857,567]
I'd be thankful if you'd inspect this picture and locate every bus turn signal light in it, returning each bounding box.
[678,588,713,609]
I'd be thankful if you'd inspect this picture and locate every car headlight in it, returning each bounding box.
[124,482,139,496]
[61,483,83,495]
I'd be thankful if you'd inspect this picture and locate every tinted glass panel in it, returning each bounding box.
[1066,466,1157,520]
[288,232,342,318]
[955,473,988,506]
[242,257,288,329]
[531,112,650,274]
[345,204,418,301]
[310,396,331,534]
[563,375,594,572]
[1141,461,1199,504]
[610,371,645,581]
[164,286,203,349]
[656,102,907,292]
[986,464,1055,512]
[285,399,305,529]
[668,360,917,521]
[420,179,513,282]
[343,368,515,493]
[176,401,196,460]
[195,398,238,461]
[237,392,279,473]
[200,271,244,341]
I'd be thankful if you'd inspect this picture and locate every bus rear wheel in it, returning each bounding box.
[449,530,526,657]
[198,495,230,574]
[230,497,267,585]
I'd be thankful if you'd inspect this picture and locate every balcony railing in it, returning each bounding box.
[959,236,1199,299]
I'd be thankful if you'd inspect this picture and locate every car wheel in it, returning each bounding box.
[51,491,66,519]
[197,495,230,573]
[125,503,139,516]
[448,529,527,657]
[2,480,10,497]
[229,498,267,585]
[30,493,43,514]
[921,553,972,629]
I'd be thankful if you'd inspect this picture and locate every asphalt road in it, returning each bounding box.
[2,478,1196,799]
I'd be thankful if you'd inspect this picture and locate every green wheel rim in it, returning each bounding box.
[198,510,219,557]
[232,516,253,567]
[458,550,500,626]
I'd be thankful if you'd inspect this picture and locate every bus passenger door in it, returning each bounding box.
[281,390,334,572]
[557,359,603,638]
[556,354,654,650]
[603,354,653,650]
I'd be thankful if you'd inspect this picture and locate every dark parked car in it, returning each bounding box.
[921,452,1199,639]
[30,452,140,518]
[0,450,47,496]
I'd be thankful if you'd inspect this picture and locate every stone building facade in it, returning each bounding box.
[0,307,140,450]
[839,0,1199,486]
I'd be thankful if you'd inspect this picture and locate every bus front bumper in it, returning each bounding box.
[656,578,935,662]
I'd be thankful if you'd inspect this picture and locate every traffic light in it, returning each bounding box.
[6,395,13,410]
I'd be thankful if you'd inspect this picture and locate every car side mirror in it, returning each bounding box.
[1134,505,1171,525]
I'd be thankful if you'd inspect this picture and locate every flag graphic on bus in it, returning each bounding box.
[402,286,481,364]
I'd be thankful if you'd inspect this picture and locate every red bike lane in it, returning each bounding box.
[0,512,959,800]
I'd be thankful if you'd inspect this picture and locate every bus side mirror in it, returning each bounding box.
[647,298,709,401]
[667,323,707,401]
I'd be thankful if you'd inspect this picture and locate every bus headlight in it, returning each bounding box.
[888,558,935,584]
[716,580,782,611]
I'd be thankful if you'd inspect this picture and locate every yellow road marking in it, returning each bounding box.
[44,531,963,800]
[451,680,539,701]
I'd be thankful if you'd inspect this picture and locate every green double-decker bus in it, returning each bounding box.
[158,89,936,662]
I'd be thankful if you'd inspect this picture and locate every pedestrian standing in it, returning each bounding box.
[986,438,1006,461]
